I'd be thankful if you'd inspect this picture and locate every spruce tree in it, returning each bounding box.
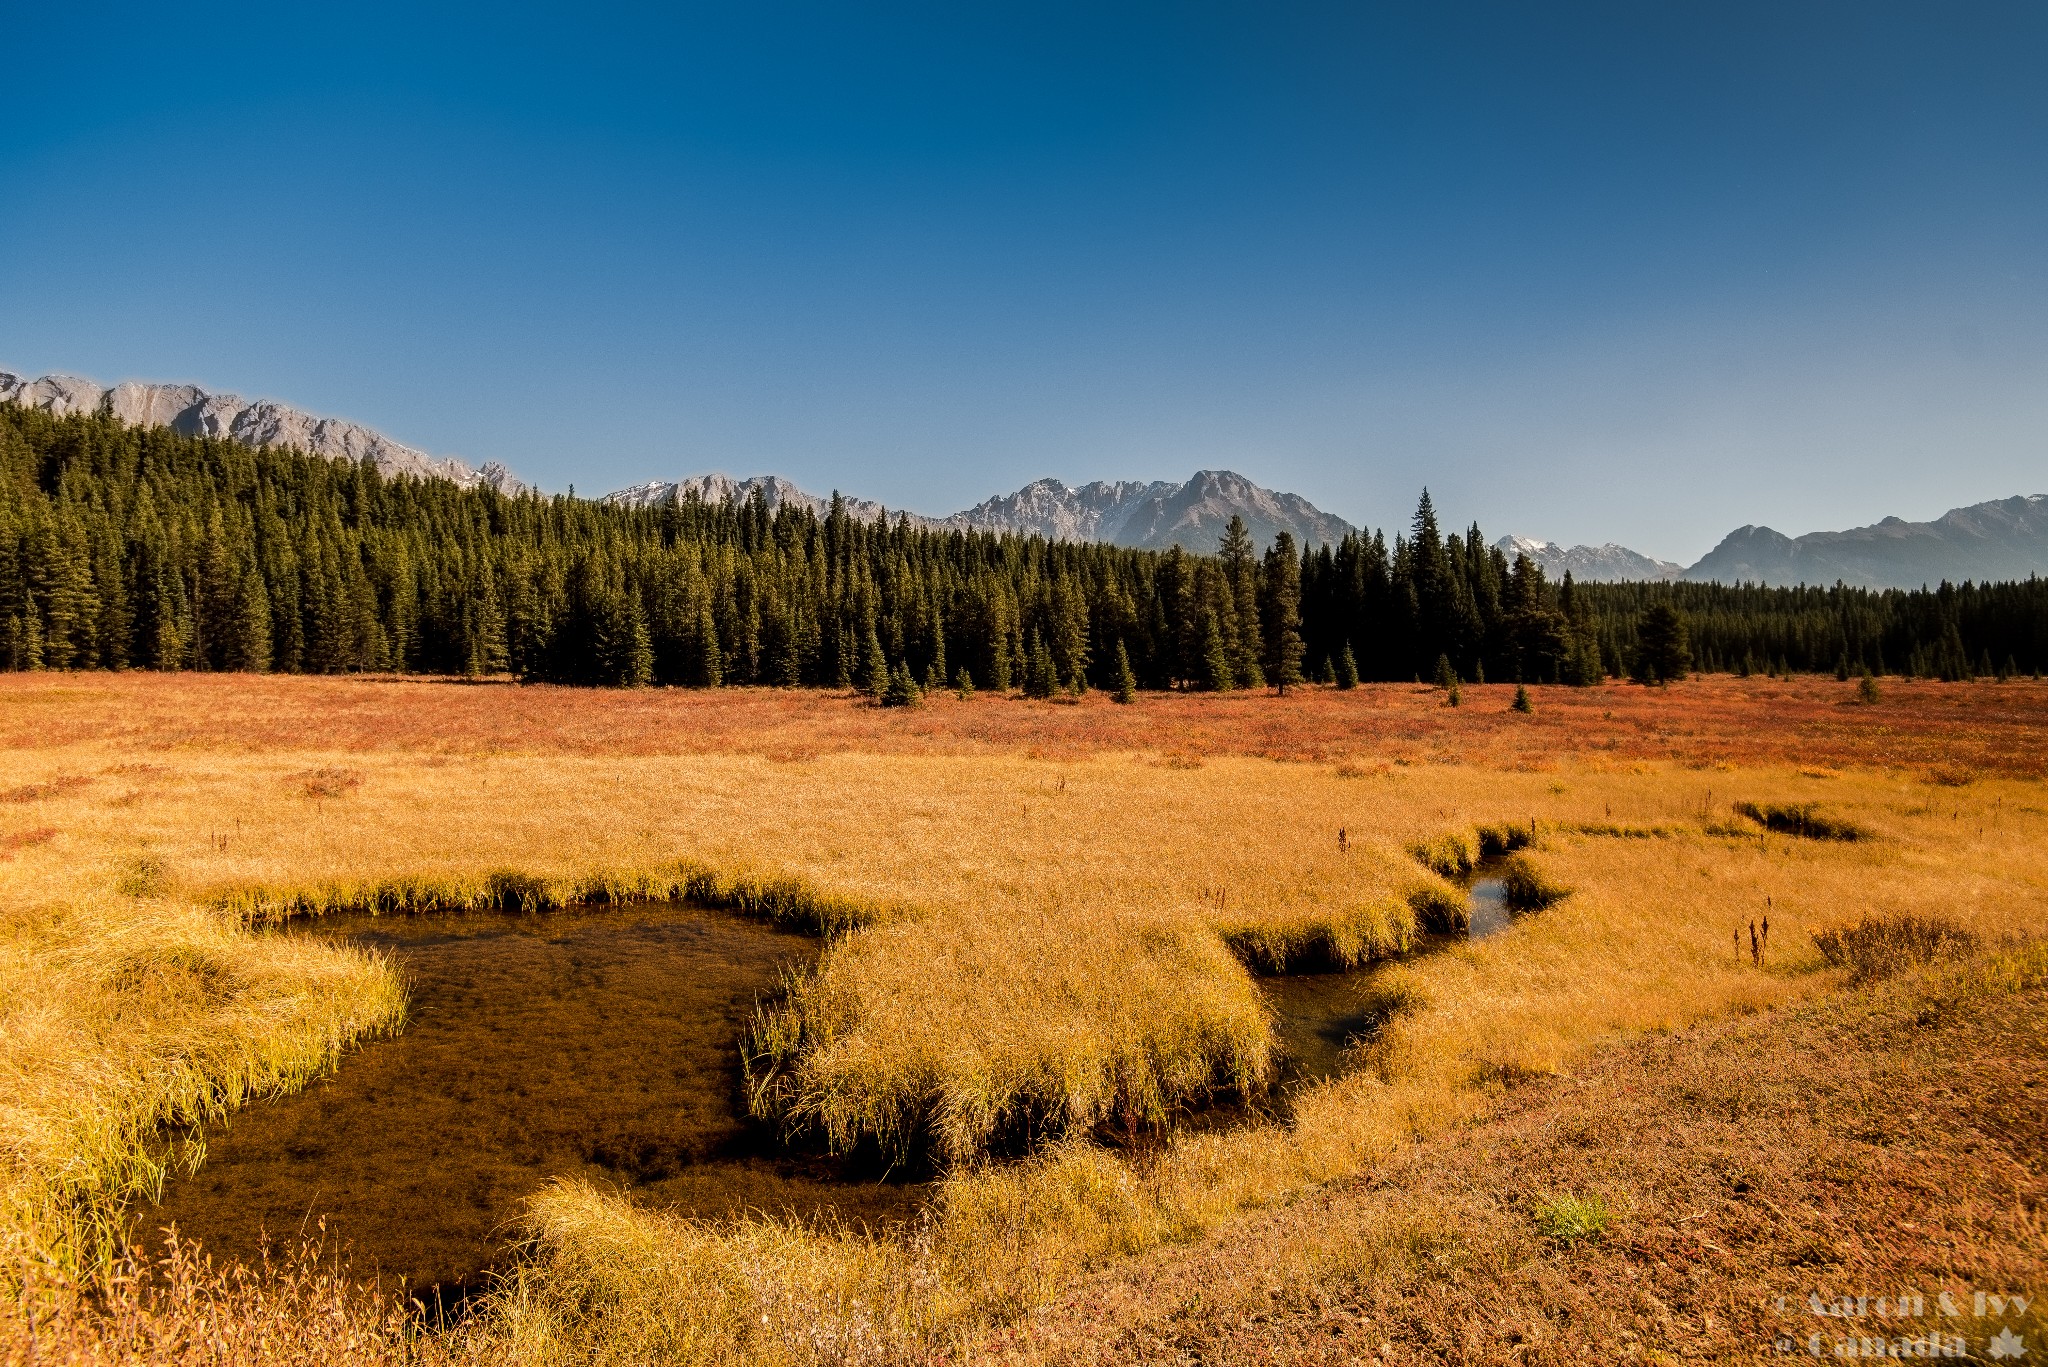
[1219,515,1263,688]
[861,623,889,697]
[1112,638,1136,704]
[228,567,273,673]
[1023,629,1058,699]
[1259,531,1305,694]
[1634,604,1692,684]
[1336,643,1358,689]
[882,662,922,707]
[697,605,725,687]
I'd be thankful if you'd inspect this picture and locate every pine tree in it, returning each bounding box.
[861,623,889,697]
[1634,604,1692,684]
[882,662,923,707]
[1219,515,1263,688]
[1511,682,1532,713]
[696,604,725,687]
[954,666,974,700]
[227,567,272,672]
[1259,532,1305,694]
[1336,643,1358,689]
[1023,629,1059,699]
[1112,638,1136,704]
[1434,653,1457,690]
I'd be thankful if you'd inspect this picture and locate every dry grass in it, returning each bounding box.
[1,673,2045,1363]
[978,941,2048,1364]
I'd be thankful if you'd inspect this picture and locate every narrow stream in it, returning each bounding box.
[144,903,926,1302]
[1261,872,1513,1089]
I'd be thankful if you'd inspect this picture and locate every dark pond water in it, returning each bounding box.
[143,903,927,1300]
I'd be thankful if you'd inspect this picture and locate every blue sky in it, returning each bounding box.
[3,2,2043,561]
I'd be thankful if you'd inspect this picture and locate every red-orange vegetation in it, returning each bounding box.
[1,672,2042,776]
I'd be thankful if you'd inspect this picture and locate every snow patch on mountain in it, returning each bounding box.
[1494,535,1683,583]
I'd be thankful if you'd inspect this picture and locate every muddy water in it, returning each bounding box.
[1260,874,1513,1088]
[146,904,926,1298]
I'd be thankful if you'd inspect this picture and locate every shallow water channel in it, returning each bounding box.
[146,903,926,1299]
[1260,872,1512,1088]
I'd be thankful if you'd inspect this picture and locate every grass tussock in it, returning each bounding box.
[1217,893,1416,973]
[745,921,1276,1164]
[207,861,893,936]
[0,900,405,1280]
[1733,800,1866,841]
[1812,913,1981,983]
[1404,832,1475,880]
[492,1181,928,1367]
[1496,855,1571,913]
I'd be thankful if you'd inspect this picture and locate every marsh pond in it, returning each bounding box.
[145,903,926,1301]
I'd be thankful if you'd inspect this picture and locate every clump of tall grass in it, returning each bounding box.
[1404,831,1475,880]
[1733,800,1866,841]
[1,900,405,1280]
[746,920,1275,1164]
[207,860,894,936]
[1812,913,1979,983]
[1496,855,1571,913]
[1216,893,1416,973]
[494,1180,927,1367]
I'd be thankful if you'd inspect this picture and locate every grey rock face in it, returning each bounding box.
[946,471,1354,550]
[603,474,937,528]
[0,369,530,496]
[1683,495,2048,588]
[1494,534,1683,583]
[608,468,1354,550]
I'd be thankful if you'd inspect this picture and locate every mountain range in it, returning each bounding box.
[607,468,1355,552]
[0,370,527,495]
[5,368,2042,588]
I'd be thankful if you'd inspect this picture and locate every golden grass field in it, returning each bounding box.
[2,672,2044,1364]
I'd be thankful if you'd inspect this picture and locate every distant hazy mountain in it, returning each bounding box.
[612,469,1355,552]
[1494,534,1683,583]
[0,370,528,495]
[14,370,2039,585]
[604,473,930,528]
[945,470,1352,550]
[1681,495,2048,589]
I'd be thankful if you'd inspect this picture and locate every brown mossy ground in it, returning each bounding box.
[974,945,2048,1365]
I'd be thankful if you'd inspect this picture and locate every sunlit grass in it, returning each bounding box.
[2,672,2044,1363]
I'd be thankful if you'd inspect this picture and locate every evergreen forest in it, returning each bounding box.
[3,406,2042,692]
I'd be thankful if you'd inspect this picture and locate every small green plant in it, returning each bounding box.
[954,667,975,701]
[1532,1191,1612,1247]
[1511,683,1533,713]
[1857,672,1881,704]
[1446,679,1462,707]
[1335,644,1359,690]
[1433,653,1457,690]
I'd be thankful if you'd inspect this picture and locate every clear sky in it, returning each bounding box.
[3,2,2043,562]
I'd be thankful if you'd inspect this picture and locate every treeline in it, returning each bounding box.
[1,405,2042,691]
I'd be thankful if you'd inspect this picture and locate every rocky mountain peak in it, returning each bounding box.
[0,369,529,495]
